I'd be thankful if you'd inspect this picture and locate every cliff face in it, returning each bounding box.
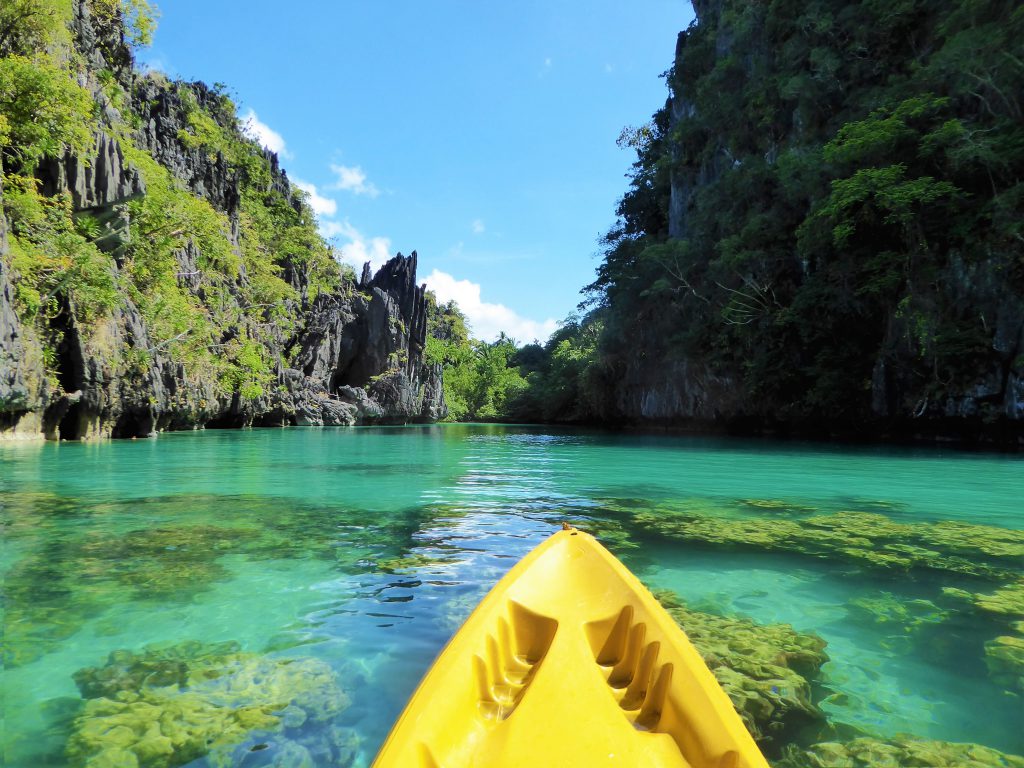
[0,0,445,440]
[593,0,1024,444]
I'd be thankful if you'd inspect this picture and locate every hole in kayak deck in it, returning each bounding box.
[586,606,675,733]
[476,600,558,721]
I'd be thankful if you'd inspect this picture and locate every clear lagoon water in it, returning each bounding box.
[1,425,1022,766]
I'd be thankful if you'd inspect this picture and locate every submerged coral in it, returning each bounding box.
[634,510,1024,580]
[775,736,1024,768]
[654,590,829,750]
[847,592,949,633]
[943,579,1024,619]
[846,592,951,653]
[67,641,354,768]
[943,580,1024,693]
[0,491,433,667]
[984,634,1024,693]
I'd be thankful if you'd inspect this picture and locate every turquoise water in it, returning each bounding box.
[1,425,1022,766]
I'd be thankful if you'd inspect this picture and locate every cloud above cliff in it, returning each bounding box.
[292,179,337,218]
[321,220,392,274]
[329,163,380,197]
[241,109,290,159]
[423,269,558,344]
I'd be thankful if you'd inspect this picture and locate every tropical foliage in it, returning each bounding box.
[1,0,347,401]
[585,0,1024,427]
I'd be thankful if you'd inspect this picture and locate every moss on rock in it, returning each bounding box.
[942,580,1024,692]
[654,590,829,750]
[775,736,1024,768]
[635,509,1024,580]
[67,640,353,768]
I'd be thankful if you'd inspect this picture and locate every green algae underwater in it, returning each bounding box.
[1,425,1022,767]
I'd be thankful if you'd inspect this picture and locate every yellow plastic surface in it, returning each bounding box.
[372,528,771,768]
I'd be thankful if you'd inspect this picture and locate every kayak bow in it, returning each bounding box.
[373,527,770,768]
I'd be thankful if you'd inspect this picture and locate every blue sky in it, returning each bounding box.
[142,1,694,341]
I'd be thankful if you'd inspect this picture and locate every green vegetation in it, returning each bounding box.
[68,640,354,767]
[0,54,94,170]
[589,0,1024,427]
[426,299,527,420]
[426,300,615,423]
[434,0,1023,431]
[0,0,74,58]
[1,0,349,405]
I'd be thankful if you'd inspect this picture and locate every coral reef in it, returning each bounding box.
[943,580,1024,692]
[984,633,1024,693]
[0,491,429,667]
[943,579,1024,619]
[775,736,1024,768]
[67,641,355,768]
[654,590,829,749]
[634,509,1024,580]
[847,593,949,632]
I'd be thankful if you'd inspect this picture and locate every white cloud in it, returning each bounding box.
[292,179,338,218]
[320,219,392,273]
[471,219,485,235]
[329,163,380,197]
[241,109,290,158]
[423,269,558,344]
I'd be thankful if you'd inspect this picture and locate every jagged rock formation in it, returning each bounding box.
[288,251,443,427]
[132,78,242,225]
[0,0,445,440]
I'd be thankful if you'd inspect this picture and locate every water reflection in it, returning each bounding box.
[0,425,1021,766]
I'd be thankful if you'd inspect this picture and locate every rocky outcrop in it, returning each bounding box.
[132,78,244,225]
[283,252,445,427]
[616,359,739,423]
[0,3,446,440]
[36,132,145,213]
[613,0,1024,445]
[0,251,445,439]
[0,179,49,438]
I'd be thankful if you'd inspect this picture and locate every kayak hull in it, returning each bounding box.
[373,528,770,768]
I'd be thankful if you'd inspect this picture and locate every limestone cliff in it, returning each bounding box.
[0,0,445,439]
[591,0,1024,444]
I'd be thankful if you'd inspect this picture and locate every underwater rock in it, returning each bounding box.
[844,591,955,656]
[942,579,1024,692]
[634,510,1024,580]
[1,491,432,667]
[67,641,351,768]
[775,736,1024,768]
[739,499,819,515]
[984,634,1024,693]
[654,590,829,750]
[846,592,950,647]
[943,579,1024,619]
[374,550,459,574]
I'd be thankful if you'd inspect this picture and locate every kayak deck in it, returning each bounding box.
[373,528,769,768]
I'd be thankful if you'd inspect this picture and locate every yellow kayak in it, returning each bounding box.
[373,527,770,768]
